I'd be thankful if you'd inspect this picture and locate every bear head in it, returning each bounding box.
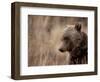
[59,23,86,53]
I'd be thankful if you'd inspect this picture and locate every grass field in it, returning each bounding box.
[28,15,87,66]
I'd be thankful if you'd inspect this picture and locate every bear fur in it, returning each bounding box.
[59,23,87,64]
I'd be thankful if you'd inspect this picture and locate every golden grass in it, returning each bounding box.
[28,15,87,66]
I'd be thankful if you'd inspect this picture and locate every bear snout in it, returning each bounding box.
[59,48,65,52]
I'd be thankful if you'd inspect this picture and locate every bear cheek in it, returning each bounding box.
[66,41,74,51]
[74,39,82,47]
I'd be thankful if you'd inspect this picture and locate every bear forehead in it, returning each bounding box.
[63,27,81,38]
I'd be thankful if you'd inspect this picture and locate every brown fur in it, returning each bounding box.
[59,24,87,64]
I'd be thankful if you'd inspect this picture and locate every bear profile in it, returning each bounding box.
[59,23,87,64]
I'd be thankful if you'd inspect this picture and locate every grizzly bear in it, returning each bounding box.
[59,23,87,64]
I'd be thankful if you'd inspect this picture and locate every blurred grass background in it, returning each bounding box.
[28,15,87,66]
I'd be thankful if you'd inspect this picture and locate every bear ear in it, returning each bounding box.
[75,23,81,32]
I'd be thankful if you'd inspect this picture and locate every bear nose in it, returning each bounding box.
[59,49,64,52]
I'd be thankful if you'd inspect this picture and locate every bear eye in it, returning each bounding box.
[77,38,81,41]
[63,37,69,40]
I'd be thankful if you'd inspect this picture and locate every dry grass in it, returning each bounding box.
[28,15,87,66]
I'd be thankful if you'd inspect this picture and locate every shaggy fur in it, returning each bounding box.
[59,23,87,64]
